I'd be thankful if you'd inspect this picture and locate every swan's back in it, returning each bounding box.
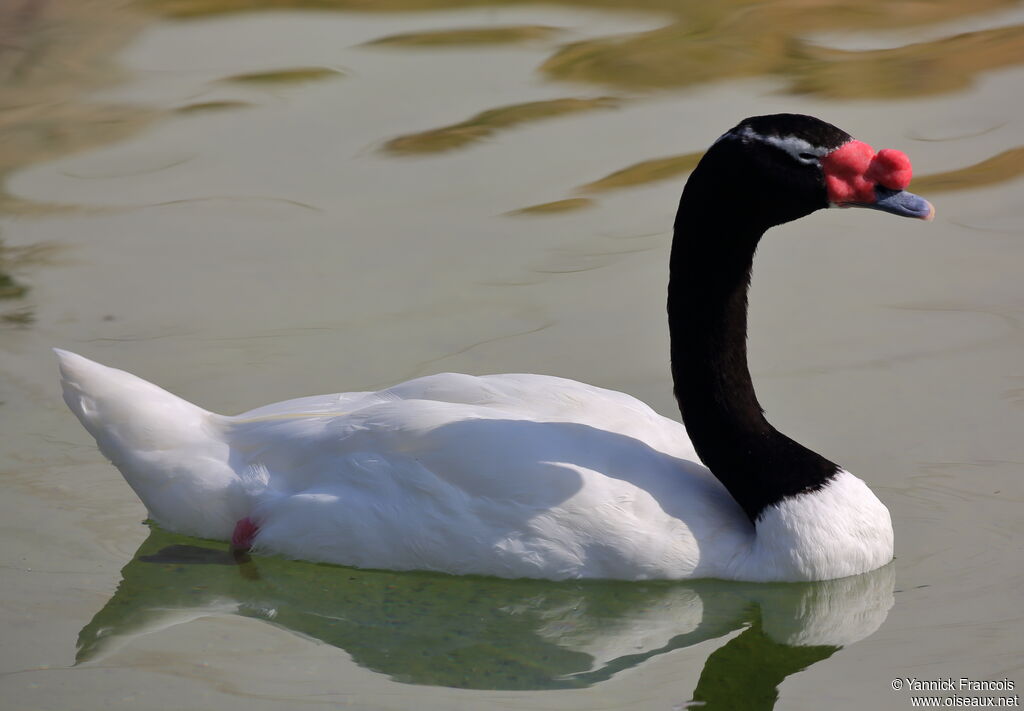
[57,350,749,580]
[225,372,747,579]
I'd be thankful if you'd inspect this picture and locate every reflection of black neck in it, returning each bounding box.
[689,607,839,710]
[668,156,839,523]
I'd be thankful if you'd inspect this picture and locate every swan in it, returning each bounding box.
[57,114,933,582]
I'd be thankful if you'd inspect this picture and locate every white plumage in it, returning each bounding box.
[56,348,891,581]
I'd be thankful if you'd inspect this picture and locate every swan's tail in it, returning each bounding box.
[56,349,241,539]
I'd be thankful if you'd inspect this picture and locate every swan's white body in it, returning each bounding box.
[56,349,892,581]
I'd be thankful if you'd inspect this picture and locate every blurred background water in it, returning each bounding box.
[0,1,1022,708]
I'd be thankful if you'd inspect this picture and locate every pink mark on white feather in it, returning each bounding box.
[232,517,260,551]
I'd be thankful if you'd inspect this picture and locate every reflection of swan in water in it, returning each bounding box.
[77,526,894,705]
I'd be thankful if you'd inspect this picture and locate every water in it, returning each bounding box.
[1,1,1022,708]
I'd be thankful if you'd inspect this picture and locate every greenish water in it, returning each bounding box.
[1,1,1022,709]
[81,524,886,699]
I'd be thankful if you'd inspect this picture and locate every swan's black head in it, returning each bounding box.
[679,113,933,233]
[669,114,933,523]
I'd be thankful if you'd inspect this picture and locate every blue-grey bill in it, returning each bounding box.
[849,187,935,221]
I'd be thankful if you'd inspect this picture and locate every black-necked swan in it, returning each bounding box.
[56,114,933,582]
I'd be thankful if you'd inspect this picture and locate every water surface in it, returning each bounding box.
[1,1,1022,708]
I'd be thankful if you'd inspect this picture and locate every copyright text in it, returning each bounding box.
[891,678,1018,708]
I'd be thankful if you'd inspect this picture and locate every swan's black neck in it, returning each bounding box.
[669,146,839,524]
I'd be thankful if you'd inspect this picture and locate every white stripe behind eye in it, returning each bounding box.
[717,125,829,164]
